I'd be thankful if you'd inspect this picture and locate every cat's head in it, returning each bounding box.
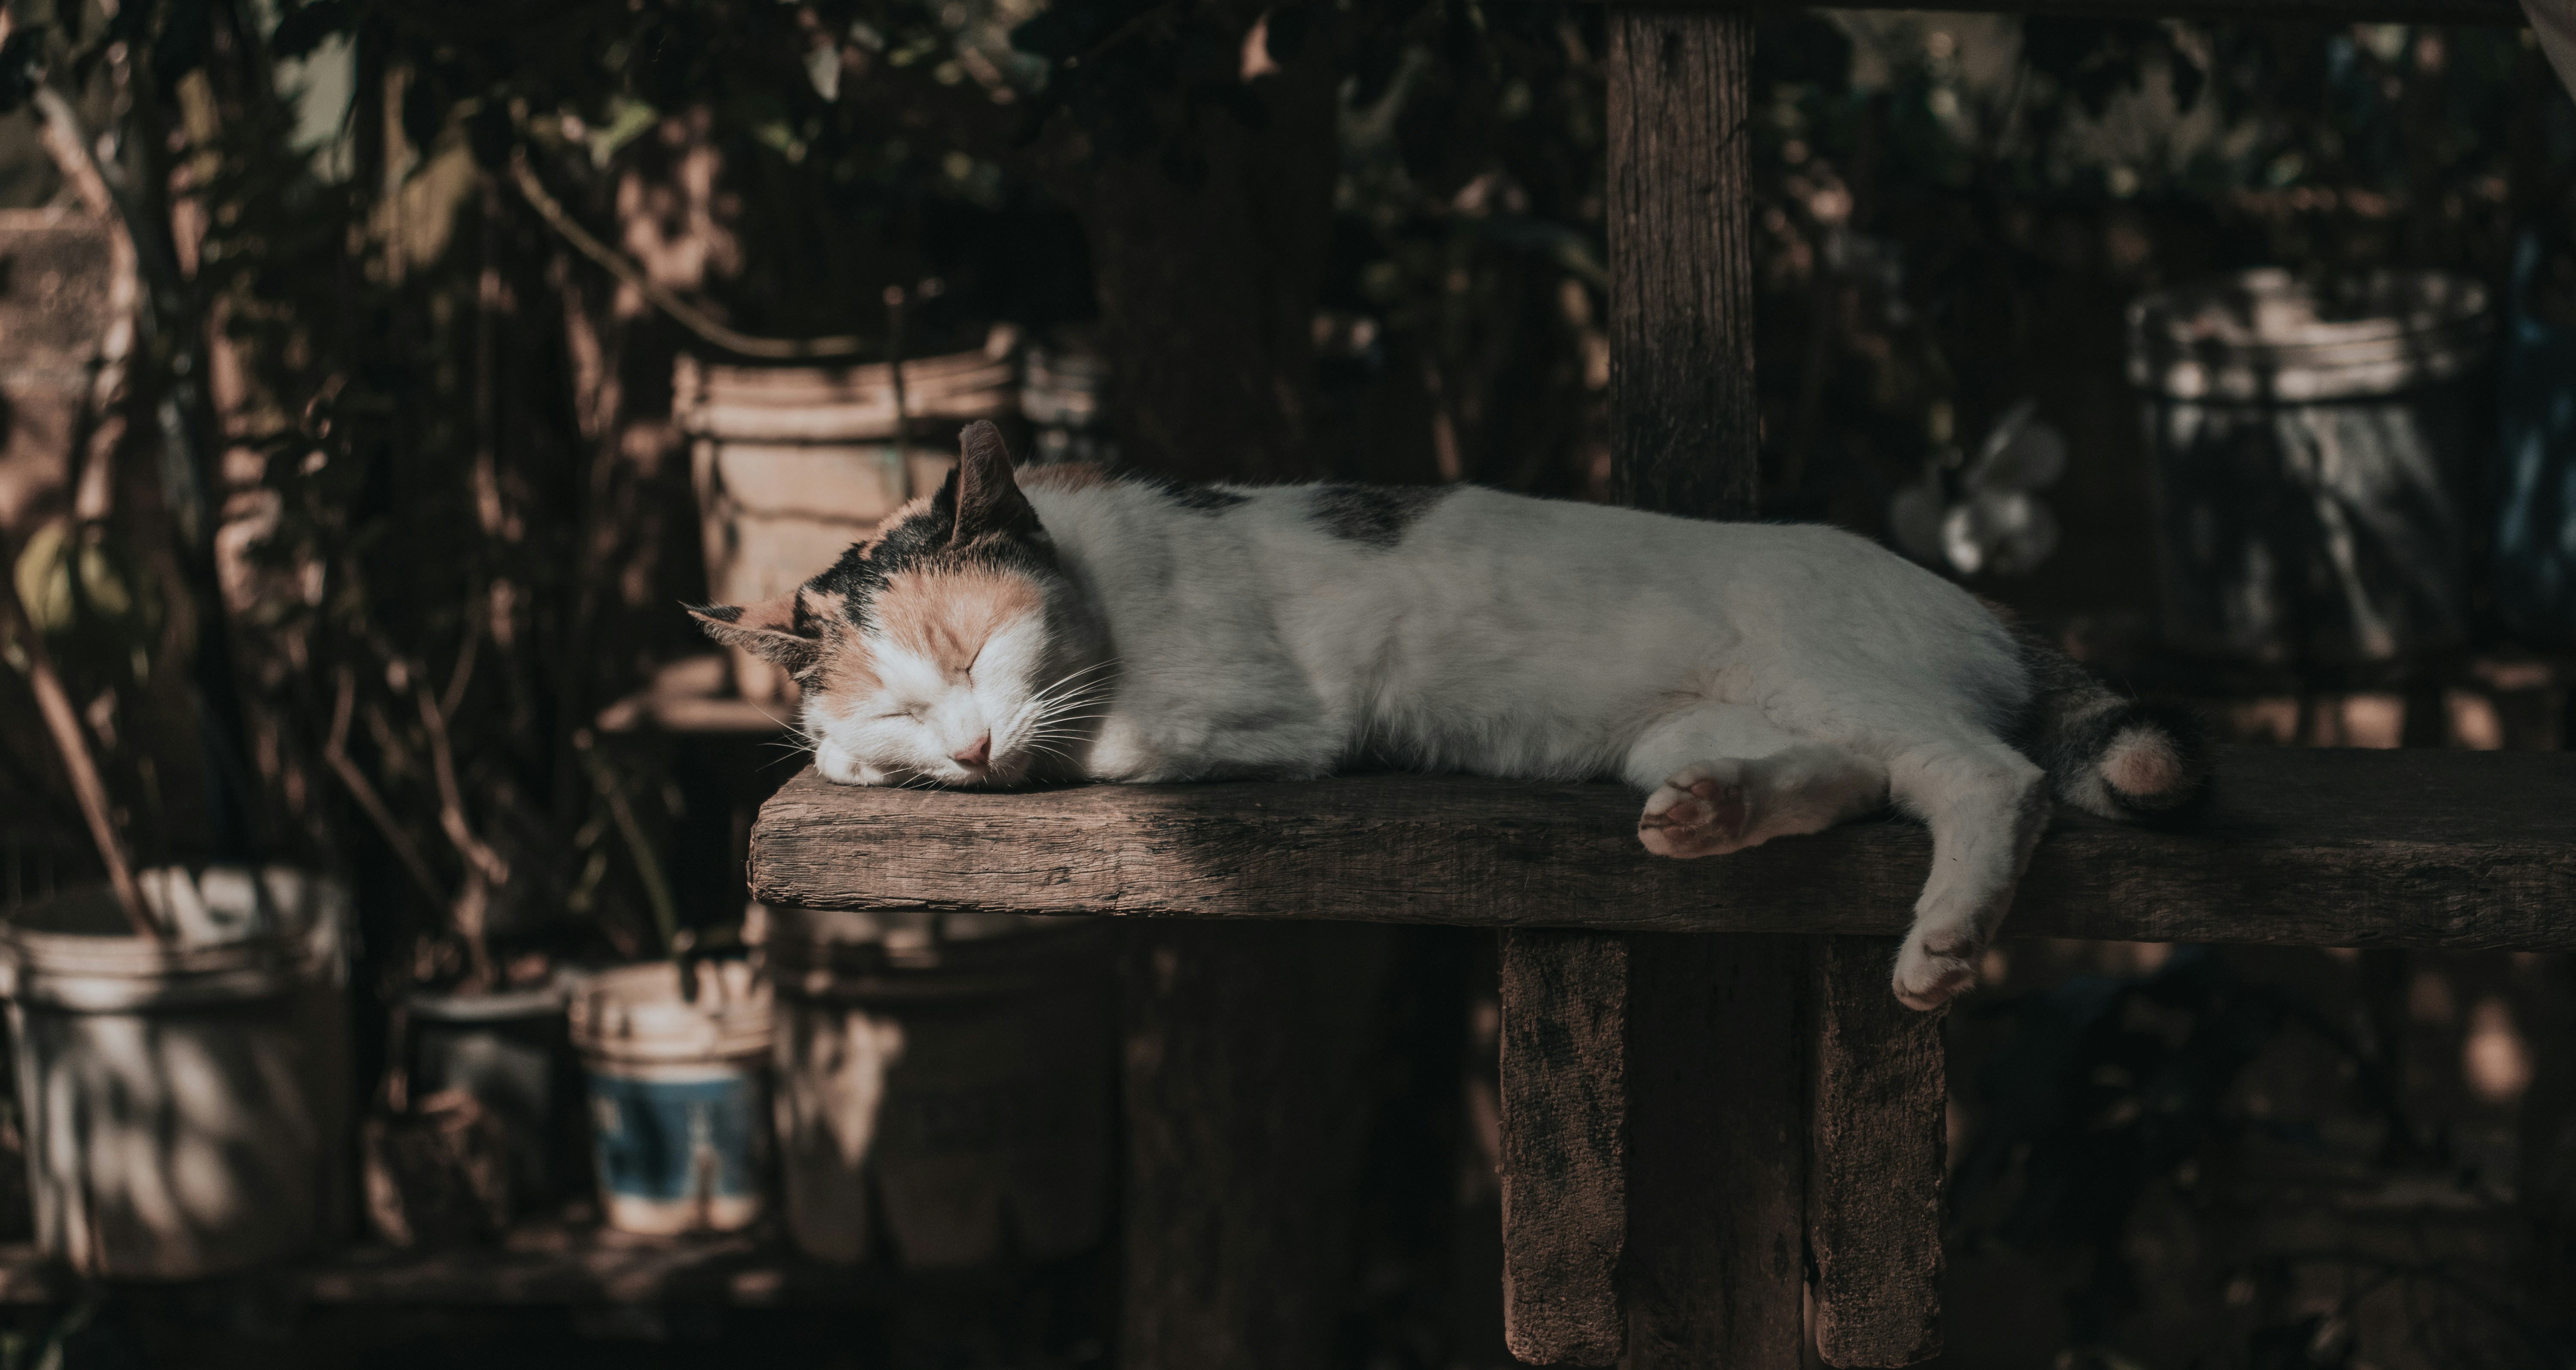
[691,421,1103,788]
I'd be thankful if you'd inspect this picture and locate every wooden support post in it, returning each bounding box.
[1501,9,1946,1370]
[1504,7,1778,1366]
[1605,5,1760,519]
[1608,7,1780,1366]
[1808,937,1946,1367]
[1119,920,1397,1370]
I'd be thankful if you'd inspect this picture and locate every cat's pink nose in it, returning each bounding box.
[951,734,992,768]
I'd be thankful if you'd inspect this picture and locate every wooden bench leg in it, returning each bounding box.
[1499,929,1628,1365]
[1625,932,1809,1367]
[1809,937,1946,1368]
[1501,933,1947,1369]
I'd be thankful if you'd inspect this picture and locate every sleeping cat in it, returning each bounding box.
[696,421,2206,1009]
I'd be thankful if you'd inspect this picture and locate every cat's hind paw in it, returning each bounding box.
[1637,762,1754,858]
[1892,931,1979,1011]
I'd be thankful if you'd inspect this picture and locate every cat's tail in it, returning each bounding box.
[2014,637,2210,820]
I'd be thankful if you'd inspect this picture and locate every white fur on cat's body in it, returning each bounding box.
[810,479,2051,1009]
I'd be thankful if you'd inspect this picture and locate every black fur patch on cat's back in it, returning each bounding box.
[1310,484,1451,547]
[807,474,1053,630]
[1136,476,1249,513]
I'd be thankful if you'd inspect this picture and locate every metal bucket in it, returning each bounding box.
[2491,234,2576,644]
[405,976,576,1209]
[759,905,1115,1268]
[2129,268,2492,663]
[676,337,1019,702]
[0,866,352,1279]
[567,961,771,1235]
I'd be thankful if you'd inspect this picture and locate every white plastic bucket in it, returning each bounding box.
[760,905,1114,1268]
[2127,269,2493,662]
[566,961,772,1235]
[0,866,352,1279]
[675,342,1016,702]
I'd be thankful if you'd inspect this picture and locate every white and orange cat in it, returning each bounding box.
[695,421,2205,1008]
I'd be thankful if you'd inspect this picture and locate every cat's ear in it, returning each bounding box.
[950,419,1039,545]
[689,592,821,671]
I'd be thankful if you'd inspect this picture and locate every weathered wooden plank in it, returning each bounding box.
[749,746,2576,953]
[1498,930,1629,1366]
[1622,932,1809,1368]
[1567,0,2527,27]
[1808,936,1946,1367]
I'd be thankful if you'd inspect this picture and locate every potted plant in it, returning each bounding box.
[0,57,352,1276]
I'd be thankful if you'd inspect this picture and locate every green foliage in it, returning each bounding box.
[11,522,169,685]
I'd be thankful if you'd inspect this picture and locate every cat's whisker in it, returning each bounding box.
[1030,690,1115,718]
[1030,661,1119,699]
[1019,665,1120,717]
[1022,726,1105,741]
[1023,694,1105,732]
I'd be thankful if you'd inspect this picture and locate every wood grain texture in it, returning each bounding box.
[750,747,2576,953]
[1607,6,1758,521]
[1621,933,1808,1369]
[1118,921,1396,1370]
[1499,930,1629,1366]
[1570,0,2525,26]
[1807,937,1945,1368]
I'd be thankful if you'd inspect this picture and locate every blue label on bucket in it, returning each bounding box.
[586,1070,764,1202]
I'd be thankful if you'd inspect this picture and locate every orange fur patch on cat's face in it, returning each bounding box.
[872,566,1045,676]
[791,587,879,698]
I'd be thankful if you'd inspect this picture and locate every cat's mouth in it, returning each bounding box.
[938,751,1036,789]
[820,744,1036,790]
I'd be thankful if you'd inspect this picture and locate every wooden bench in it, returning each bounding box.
[751,0,2554,1363]
[752,747,2576,1364]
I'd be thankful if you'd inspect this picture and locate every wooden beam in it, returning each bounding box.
[1567,0,2528,27]
[749,746,2576,954]
[1808,937,1946,1368]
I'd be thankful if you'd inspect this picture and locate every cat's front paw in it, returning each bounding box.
[815,740,892,787]
[1892,931,1979,1011]
[1637,762,1753,858]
